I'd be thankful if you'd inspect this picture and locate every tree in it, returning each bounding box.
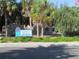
[22,0,50,37]
[40,2,54,36]
[31,0,55,37]
[54,6,79,36]
[22,0,34,28]
[0,0,17,37]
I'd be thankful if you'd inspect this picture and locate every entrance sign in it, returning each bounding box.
[20,30,32,37]
[15,27,21,37]
[15,29,32,37]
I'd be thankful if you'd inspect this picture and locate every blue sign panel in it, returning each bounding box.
[15,30,32,37]
[20,30,32,37]
[15,27,21,37]
[15,31,21,37]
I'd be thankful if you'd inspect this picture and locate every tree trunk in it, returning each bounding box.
[61,30,65,37]
[5,14,8,37]
[29,17,32,29]
[36,23,39,37]
[41,25,44,37]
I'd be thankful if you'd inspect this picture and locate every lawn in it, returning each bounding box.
[0,36,79,43]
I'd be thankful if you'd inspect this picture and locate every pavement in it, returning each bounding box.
[0,42,79,47]
[0,42,79,59]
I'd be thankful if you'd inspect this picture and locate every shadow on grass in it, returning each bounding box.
[0,45,77,59]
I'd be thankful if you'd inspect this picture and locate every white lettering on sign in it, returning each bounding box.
[20,30,32,37]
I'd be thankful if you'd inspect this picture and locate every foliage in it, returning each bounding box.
[0,37,31,43]
[54,6,79,36]
[0,0,79,37]
[0,37,79,42]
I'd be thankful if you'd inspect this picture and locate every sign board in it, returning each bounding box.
[20,30,32,37]
[15,27,21,37]
[15,29,32,37]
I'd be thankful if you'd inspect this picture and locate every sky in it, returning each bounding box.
[16,0,76,7]
[49,0,75,7]
[16,0,21,3]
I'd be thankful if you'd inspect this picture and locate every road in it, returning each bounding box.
[0,44,79,59]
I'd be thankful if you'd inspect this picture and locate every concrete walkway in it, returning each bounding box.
[0,42,79,47]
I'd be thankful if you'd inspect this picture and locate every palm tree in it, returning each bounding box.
[22,0,34,27]
[31,0,55,37]
[39,1,55,37]
[0,0,17,37]
[21,0,55,37]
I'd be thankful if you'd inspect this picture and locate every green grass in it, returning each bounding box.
[0,36,79,43]
[31,37,79,42]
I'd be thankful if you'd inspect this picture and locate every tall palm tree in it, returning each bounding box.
[39,1,55,37]
[21,0,55,37]
[31,0,54,37]
[0,0,17,37]
[22,0,34,27]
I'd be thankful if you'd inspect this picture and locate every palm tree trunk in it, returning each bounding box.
[5,13,8,37]
[41,25,44,37]
[36,23,39,37]
[29,17,32,28]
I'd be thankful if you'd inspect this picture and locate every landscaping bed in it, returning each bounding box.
[0,36,79,43]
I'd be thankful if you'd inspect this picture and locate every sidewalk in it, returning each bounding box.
[0,42,79,47]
